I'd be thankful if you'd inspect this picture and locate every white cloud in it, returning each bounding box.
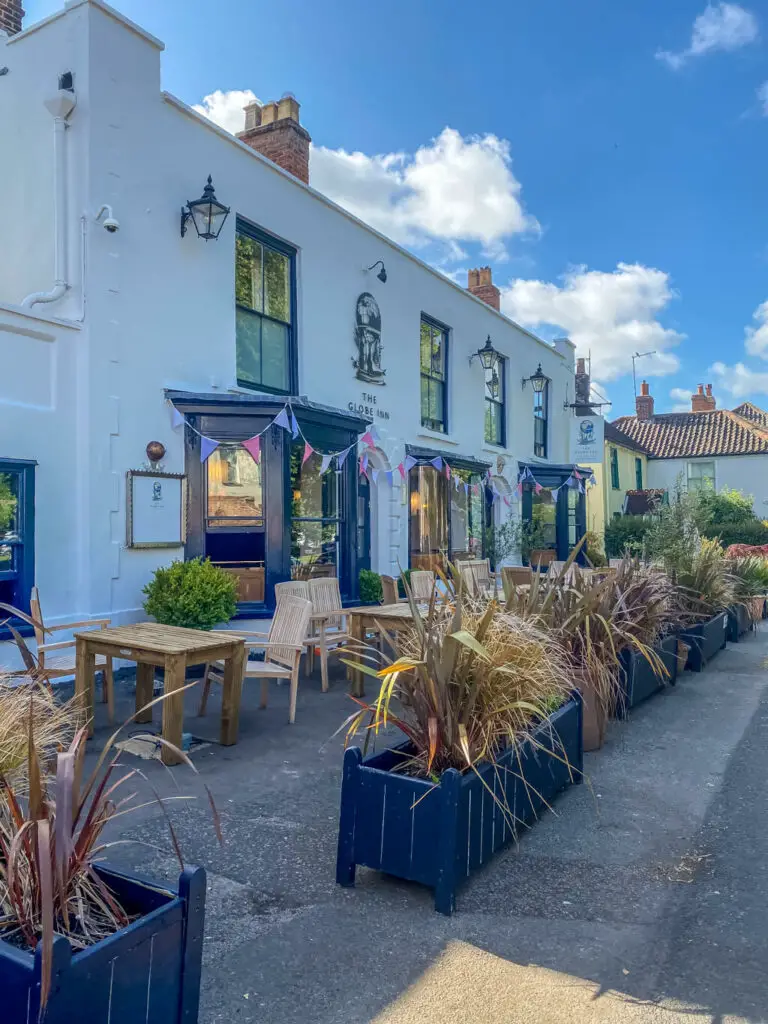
[756,81,768,114]
[193,89,258,135]
[745,299,768,358]
[710,360,768,397]
[310,127,538,253]
[669,386,693,412]
[656,3,758,69]
[500,263,683,382]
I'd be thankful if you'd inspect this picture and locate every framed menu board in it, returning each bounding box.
[126,471,186,549]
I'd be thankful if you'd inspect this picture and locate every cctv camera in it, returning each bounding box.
[102,217,120,233]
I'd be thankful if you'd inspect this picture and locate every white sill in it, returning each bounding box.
[415,431,460,447]
[481,444,508,455]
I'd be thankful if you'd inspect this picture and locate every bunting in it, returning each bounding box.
[302,442,312,465]
[171,407,185,430]
[200,436,219,463]
[242,435,261,463]
[320,454,333,475]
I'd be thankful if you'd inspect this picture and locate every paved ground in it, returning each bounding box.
[77,625,768,1024]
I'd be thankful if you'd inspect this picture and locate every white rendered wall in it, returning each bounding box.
[646,455,768,515]
[0,0,577,623]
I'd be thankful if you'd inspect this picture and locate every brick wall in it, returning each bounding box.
[467,266,500,311]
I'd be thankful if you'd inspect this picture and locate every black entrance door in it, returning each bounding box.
[357,474,371,572]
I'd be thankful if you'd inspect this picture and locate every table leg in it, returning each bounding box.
[220,644,246,746]
[347,613,365,698]
[161,654,186,767]
[75,637,96,738]
[135,662,154,724]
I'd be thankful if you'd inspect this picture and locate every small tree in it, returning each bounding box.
[143,558,237,630]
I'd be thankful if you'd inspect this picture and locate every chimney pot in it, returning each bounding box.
[691,383,716,412]
[0,0,24,35]
[467,265,500,311]
[706,383,712,396]
[636,380,654,420]
[237,95,310,184]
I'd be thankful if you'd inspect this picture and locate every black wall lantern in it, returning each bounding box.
[469,334,499,370]
[522,363,548,392]
[367,260,387,283]
[180,175,230,241]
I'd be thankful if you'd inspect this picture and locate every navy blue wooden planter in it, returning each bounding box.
[680,611,728,672]
[336,695,583,915]
[617,634,678,717]
[726,603,751,643]
[0,865,205,1024]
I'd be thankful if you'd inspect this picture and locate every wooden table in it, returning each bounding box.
[74,623,246,765]
[344,603,417,697]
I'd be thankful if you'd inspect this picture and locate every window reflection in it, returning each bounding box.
[290,442,341,578]
[206,447,263,528]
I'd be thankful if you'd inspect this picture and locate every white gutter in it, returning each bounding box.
[21,89,77,309]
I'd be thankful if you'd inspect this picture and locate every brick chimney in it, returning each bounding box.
[0,0,24,35]
[691,383,716,413]
[467,267,500,311]
[574,356,591,414]
[237,94,310,185]
[636,380,654,421]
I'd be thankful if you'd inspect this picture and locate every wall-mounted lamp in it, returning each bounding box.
[521,363,548,393]
[469,335,499,371]
[366,260,387,283]
[181,175,230,241]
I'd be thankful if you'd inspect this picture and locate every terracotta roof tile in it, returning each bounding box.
[611,408,768,459]
[603,421,648,452]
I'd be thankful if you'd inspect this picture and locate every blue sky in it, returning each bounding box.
[25,0,768,416]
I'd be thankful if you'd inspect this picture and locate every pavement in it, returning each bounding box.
[72,625,768,1024]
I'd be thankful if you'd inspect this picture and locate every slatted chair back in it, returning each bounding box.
[609,558,623,568]
[465,559,492,588]
[28,586,46,650]
[275,580,310,605]
[548,560,567,577]
[308,576,344,630]
[409,570,435,602]
[459,563,480,597]
[380,575,399,605]
[267,596,313,670]
[501,566,532,598]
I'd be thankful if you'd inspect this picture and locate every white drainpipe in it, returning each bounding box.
[21,88,77,309]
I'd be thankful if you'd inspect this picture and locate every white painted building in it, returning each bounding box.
[0,0,586,634]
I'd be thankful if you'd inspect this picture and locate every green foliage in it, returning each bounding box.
[585,531,607,566]
[604,515,652,557]
[397,568,412,598]
[0,473,17,536]
[728,555,768,598]
[703,520,768,548]
[695,487,756,528]
[643,487,701,573]
[359,569,383,604]
[142,557,237,630]
[482,519,519,571]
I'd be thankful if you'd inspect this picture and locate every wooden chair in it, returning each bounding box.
[409,570,435,602]
[609,558,623,569]
[501,566,532,599]
[275,580,310,604]
[306,577,350,692]
[548,560,567,577]
[198,596,312,724]
[464,559,494,594]
[28,586,115,721]
[380,575,399,605]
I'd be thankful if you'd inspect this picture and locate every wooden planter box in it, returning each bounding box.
[336,696,583,915]
[617,634,678,717]
[0,866,205,1024]
[726,603,751,643]
[680,611,728,672]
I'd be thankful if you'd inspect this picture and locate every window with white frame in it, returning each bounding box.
[687,460,715,492]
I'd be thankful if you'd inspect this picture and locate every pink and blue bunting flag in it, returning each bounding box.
[574,469,582,479]
[534,482,543,495]
[385,470,393,486]
[464,482,469,495]
[551,486,560,502]
[445,462,451,480]
[200,436,219,463]
[503,496,511,507]
[369,425,379,442]
[170,406,184,430]
[290,410,299,439]
[404,455,417,473]
[397,462,406,480]
[371,468,379,484]
[320,454,333,474]
[516,482,524,497]
[430,456,444,472]
[302,442,312,465]
[242,435,261,463]
[454,475,460,490]
[273,407,291,433]
[361,431,375,448]
[338,448,350,468]
[361,453,369,475]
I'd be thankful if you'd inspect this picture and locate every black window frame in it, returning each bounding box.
[235,218,298,396]
[635,457,643,490]
[484,356,506,447]
[0,458,36,637]
[610,447,620,489]
[420,314,449,434]
[533,380,549,458]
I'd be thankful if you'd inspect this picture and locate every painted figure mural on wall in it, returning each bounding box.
[353,292,386,385]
